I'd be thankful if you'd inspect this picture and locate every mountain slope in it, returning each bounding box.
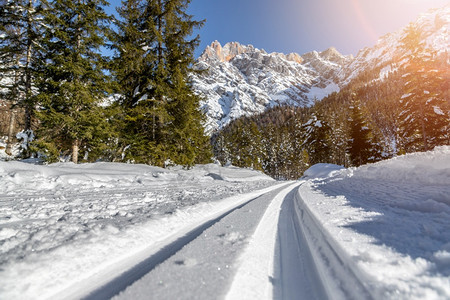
[340,5,449,86]
[192,42,352,132]
[193,5,449,133]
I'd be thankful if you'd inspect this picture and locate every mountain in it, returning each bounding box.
[192,5,449,133]
[192,42,352,133]
[339,5,449,86]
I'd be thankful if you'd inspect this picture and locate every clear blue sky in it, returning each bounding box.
[106,0,449,57]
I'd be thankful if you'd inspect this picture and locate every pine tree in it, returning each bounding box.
[301,111,331,165]
[112,0,162,164]
[34,0,113,163]
[0,0,42,154]
[114,0,211,166]
[398,24,450,152]
[149,0,211,166]
[347,98,379,166]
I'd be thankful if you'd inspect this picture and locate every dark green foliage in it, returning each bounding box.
[0,0,40,126]
[301,111,332,165]
[34,0,113,163]
[113,0,211,167]
[213,106,311,180]
[347,98,383,166]
[0,0,42,155]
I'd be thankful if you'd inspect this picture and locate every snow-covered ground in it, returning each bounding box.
[0,162,276,299]
[1,146,449,299]
[298,146,450,299]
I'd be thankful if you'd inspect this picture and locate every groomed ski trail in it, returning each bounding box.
[56,181,375,300]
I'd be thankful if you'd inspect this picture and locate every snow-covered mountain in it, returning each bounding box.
[193,5,449,133]
[340,5,449,86]
[192,42,352,132]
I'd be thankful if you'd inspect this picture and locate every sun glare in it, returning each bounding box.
[350,0,380,42]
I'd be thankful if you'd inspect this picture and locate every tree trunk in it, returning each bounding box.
[6,110,16,156]
[72,139,79,164]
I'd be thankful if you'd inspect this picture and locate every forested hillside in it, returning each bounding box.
[212,34,449,178]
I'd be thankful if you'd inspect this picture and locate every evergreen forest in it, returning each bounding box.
[1,0,211,167]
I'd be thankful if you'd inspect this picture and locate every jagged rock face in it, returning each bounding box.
[193,41,352,133]
[192,5,449,133]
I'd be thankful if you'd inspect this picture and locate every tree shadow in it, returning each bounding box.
[312,176,450,276]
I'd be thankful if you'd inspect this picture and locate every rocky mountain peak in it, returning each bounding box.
[320,47,352,64]
[285,52,304,64]
[193,43,349,132]
[199,41,306,65]
[199,41,255,63]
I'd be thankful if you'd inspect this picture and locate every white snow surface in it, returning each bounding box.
[303,163,346,179]
[297,146,450,299]
[1,147,450,299]
[0,162,275,299]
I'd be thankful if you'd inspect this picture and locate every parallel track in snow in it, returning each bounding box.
[273,186,328,300]
[82,192,268,299]
[291,184,375,300]
[76,183,291,300]
[61,181,373,300]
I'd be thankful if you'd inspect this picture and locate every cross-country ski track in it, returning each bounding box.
[54,182,370,300]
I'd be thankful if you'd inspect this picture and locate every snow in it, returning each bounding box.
[0,137,21,160]
[1,147,449,299]
[226,182,300,300]
[112,182,292,300]
[433,106,445,115]
[297,146,450,299]
[0,161,275,299]
[303,163,345,179]
[306,82,340,100]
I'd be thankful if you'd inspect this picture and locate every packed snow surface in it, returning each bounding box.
[0,162,275,299]
[298,146,450,299]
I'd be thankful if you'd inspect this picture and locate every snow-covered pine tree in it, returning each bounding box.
[152,0,211,166]
[301,111,331,165]
[111,0,165,163]
[112,0,152,108]
[35,0,113,163]
[398,23,450,153]
[229,119,264,170]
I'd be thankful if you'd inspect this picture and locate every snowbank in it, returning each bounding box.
[0,161,272,194]
[347,146,450,185]
[297,146,450,299]
[302,163,346,179]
